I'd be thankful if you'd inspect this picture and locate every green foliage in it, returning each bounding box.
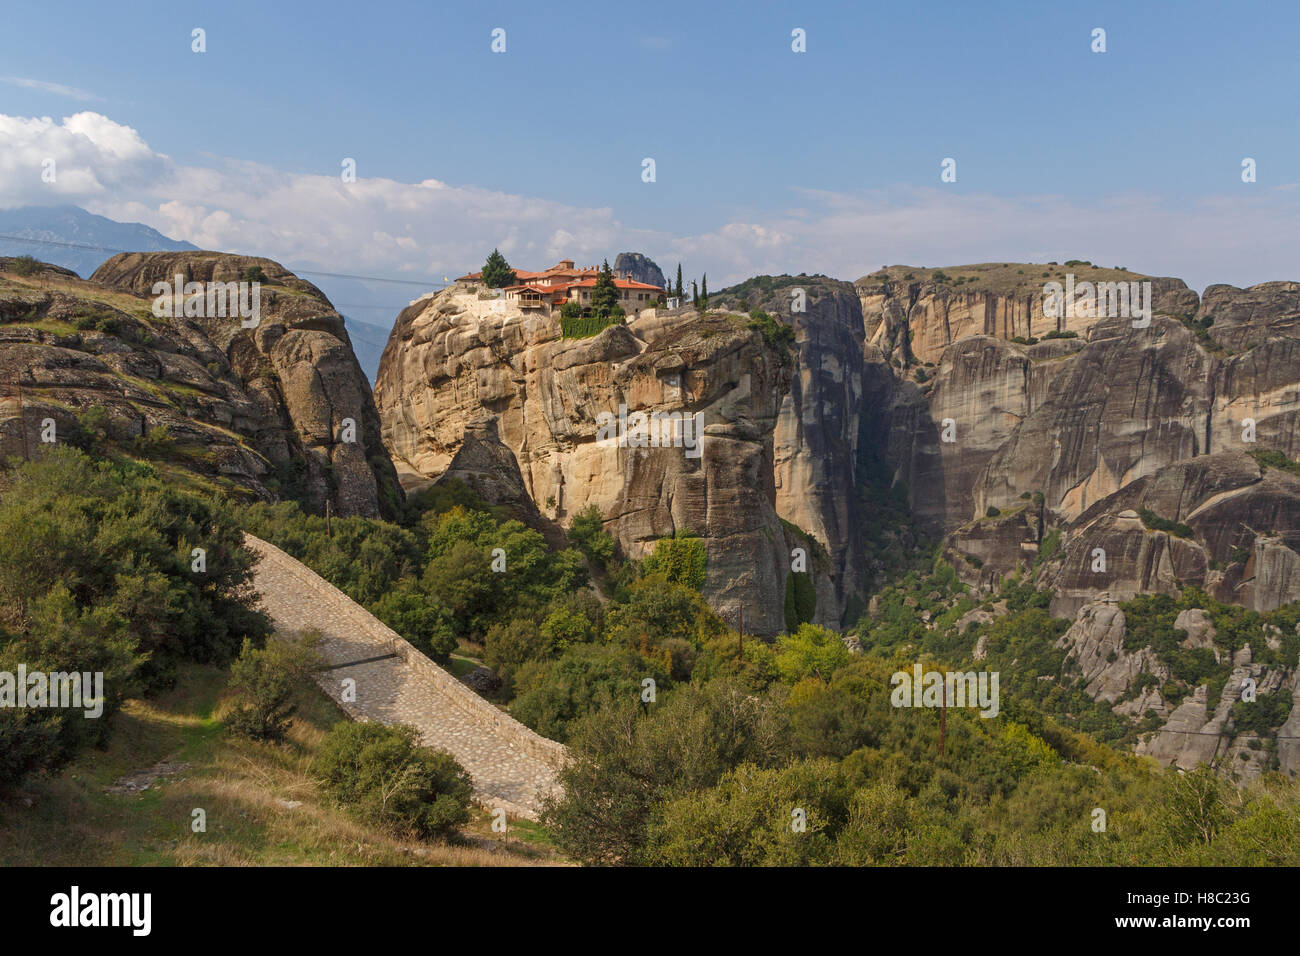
[641,529,707,591]
[985,505,1001,518]
[543,681,787,864]
[225,631,323,740]
[591,260,621,317]
[560,313,620,338]
[568,504,615,569]
[648,759,850,865]
[1250,448,1300,479]
[1231,689,1293,735]
[747,309,796,352]
[313,721,473,837]
[0,447,267,786]
[479,248,516,289]
[241,265,268,284]
[775,623,851,683]
[783,570,817,631]
[369,585,456,662]
[1138,507,1194,539]
[511,643,664,742]
[8,255,40,277]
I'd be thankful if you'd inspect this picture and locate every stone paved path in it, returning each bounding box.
[245,534,566,821]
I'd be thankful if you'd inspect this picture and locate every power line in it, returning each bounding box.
[0,232,453,292]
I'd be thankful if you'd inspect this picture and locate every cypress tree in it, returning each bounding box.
[701,274,708,310]
[675,263,684,300]
[480,248,517,289]
[591,259,620,317]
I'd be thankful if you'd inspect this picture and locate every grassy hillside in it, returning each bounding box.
[0,663,563,866]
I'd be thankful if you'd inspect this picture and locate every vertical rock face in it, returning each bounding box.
[866,266,1300,613]
[975,316,1214,522]
[88,252,401,517]
[375,285,800,635]
[712,278,869,626]
[855,263,1197,367]
[612,252,667,289]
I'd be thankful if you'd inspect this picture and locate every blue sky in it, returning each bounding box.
[3,0,1299,302]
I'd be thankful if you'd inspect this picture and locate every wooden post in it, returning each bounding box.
[738,605,743,655]
[325,499,332,538]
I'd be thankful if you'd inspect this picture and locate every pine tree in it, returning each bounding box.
[480,248,517,289]
[675,263,684,300]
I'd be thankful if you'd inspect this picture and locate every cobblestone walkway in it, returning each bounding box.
[245,534,566,821]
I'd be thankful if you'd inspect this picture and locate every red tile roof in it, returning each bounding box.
[457,260,660,288]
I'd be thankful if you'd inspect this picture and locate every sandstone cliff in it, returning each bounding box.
[375,284,805,635]
[0,253,400,517]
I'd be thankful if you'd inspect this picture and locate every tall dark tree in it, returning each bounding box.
[675,263,684,300]
[691,280,699,309]
[480,248,517,289]
[591,259,621,317]
[700,274,708,310]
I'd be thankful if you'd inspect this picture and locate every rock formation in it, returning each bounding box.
[376,284,805,635]
[0,253,400,517]
[612,252,667,289]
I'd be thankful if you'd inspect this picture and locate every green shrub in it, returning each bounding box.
[314,721,473,837]
[568,504,616,568]
[1138,507,1194,539]
[784,570,818,631]
[561,314,620,338]
[8,255,40,277]
[225,631,323,741]
[642,529,707,591]
[985,505,1001,518]
[1249,448,1300,479]
[747,309,796,352]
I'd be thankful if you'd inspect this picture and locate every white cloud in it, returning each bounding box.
[0,110,1296,296]
[0,76,101,102]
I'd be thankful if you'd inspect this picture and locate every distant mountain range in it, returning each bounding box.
[0,205,198,276]
[0,205,394,381]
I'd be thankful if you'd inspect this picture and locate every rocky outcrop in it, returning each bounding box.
[376,285,803,635]
[612,252,667,289]
[0,253,400,517]
[1035,454,1300,617]
[715,277,870,626]
[1056,602,1169,705]
[1198,281,1300,351]
[855,263,1197,367]
[863,264,1300,618]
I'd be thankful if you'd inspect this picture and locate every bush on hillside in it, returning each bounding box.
[314,721,473,837]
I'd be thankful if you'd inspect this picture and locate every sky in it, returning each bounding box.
[2,0,1299,319]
